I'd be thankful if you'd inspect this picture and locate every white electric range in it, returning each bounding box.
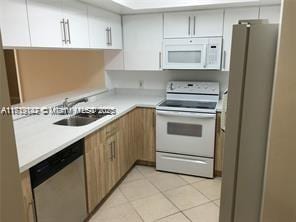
[156,81,219,178]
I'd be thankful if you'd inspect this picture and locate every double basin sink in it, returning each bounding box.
[54,110,111,126]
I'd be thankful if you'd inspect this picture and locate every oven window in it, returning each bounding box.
[168,51,202,63]
[167,122,202,137]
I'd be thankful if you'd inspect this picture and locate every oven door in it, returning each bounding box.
[156,110,216,157]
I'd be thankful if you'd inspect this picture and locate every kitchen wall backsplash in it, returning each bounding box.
[105,70,229,97]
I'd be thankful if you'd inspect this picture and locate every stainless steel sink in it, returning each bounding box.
[54,116,98,126]
[54,111,111,126]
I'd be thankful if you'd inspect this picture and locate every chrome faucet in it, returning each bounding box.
[58,97,88,115]
[62,97,89,109]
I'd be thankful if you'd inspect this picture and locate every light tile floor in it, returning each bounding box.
[90,165,221,222]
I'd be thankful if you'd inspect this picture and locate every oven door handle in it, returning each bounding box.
[156,110,216,118]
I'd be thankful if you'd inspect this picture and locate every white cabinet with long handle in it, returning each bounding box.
[88,6,122,50]
[123,13,163,71]
[28,0,89,48]
[62,1,89,48]
[222,7,259,71]
[192,9,224,37]
[27,0,64,48]
[164,9,224,38]
[0,0,31,47]
[164,11,193,39]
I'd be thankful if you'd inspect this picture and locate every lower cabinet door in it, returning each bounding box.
[104,132,121,193]
[142,108,156,162]
[84,130,107,213]
[21,171,36,222]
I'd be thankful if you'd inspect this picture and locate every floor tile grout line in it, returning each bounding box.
[181,200,218,213]
[190,181,222,201]
[134,165,215,214]
[181,211,193,222]
[134,165,185,221]
[90,165,220,222]
[153,211,183,222]
[117,179,146,222]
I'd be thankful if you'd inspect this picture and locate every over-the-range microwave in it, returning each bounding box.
[162,37,222,70]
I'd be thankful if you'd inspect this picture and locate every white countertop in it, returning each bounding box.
[14,89,165,173]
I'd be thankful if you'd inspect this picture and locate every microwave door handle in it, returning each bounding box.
[203,45,208,68]
[156,110,216,119]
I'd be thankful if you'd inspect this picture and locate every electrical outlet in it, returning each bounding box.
[139,80,144,88]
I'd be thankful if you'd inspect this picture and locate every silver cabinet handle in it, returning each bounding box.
[109,27,112,46]
[110,142,113,160]
[188,16,191,36]
[65,19,71,44]
[159,51,162,69]
[223,50,226,69]
[112,141,116,160]
[193,16,196,36]
[106,27,110,45]
[60,19,66,44]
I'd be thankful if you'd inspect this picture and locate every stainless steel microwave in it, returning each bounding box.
[162,37,222,70]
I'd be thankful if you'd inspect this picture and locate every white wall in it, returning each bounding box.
[106,70,229,97]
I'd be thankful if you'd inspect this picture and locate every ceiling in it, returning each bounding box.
[80,0,281,14]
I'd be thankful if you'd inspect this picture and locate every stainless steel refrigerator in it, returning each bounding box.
[219,20,279,222]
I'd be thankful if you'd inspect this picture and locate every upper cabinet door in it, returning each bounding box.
[222,7,259,71]
[88,7,109,49]
[107,13,122,50]
[259,5,281,24]
[123,13,163,70]
[164,11,192,38]
[88,7,122,50]
[193,9,224,37]
[27,0,64,48]
[62,1,89,48]
[0,0,31,47]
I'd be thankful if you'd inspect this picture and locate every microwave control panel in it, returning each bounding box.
[206,37,222,69]
[207,44,219,65]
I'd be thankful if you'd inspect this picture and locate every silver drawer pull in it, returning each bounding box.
[162,155,207,165]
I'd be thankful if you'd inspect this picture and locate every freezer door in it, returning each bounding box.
[219,23,278,222]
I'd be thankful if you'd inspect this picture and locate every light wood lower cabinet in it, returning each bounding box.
[139,108,156,163]
[84,128,108,213]
[21,171,36,222]
[215,112,225,176]
[84,108,156,213]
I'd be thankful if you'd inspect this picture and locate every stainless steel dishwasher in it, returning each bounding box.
[30,140,87,222]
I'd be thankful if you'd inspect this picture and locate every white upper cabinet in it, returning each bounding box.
[0,0,31,47]
[62,1,89,48]
[27,0,89,48]
[164,11,192,38]
[222,7,259,71]
[259,5,281,24]
[88,7,122,49]
[123,13,163,70]
[192,9,224,37]
[107,13,122,49]
[27,0,64,48]
[164,9,224,38]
